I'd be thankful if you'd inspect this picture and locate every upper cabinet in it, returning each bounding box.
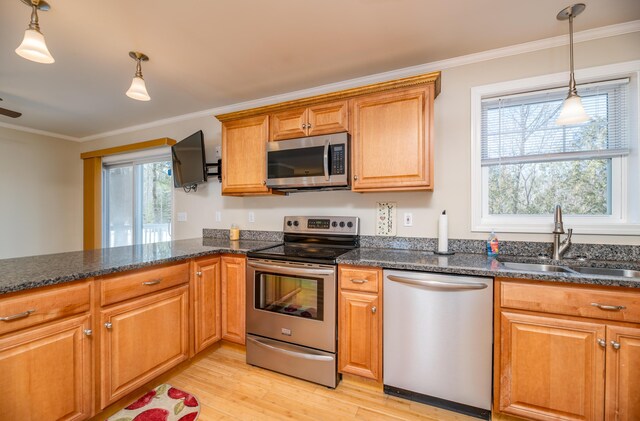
[221,115,271,195]
[351,85,434,191]
[270,100,348,141]
[216,72,440,195]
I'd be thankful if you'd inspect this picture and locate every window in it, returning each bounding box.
[471,61,639,234]
[103,154,173,247]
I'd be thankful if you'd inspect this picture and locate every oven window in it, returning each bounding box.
[256,273,324,321]
[268,146,324,179]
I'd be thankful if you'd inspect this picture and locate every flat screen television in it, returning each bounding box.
[171,130,207,188]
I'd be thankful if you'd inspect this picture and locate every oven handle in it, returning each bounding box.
[248,261,334,276]
[247,336,334,362]
[323,139,330,181]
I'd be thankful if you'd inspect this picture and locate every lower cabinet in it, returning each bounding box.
[495,278,640,421]
[0,314,93,421]
[221,255,246,345]
[193,256,222,353]
[338,265,382,381]
[100,285,189,408]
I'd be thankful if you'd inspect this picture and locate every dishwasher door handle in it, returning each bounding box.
[387,275,488,290]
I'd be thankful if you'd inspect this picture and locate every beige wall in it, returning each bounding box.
[0,126,82,258]
[79,31,639,246]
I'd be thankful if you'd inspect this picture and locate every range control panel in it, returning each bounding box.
[283,216,359,235]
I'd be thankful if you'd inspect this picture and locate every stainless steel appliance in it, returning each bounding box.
[383,270,493,420]
[266,133,349,191]
[246,216,359,388]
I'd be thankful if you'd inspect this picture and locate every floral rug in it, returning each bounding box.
[107,384,200,421]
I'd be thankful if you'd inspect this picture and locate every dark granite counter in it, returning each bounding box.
[337,248,640,289]
[0,238,280,295]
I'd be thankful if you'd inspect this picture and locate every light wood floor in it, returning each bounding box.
[99,343,522,421]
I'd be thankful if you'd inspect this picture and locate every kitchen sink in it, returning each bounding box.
[500,261,576,273]
[570,266,640,279]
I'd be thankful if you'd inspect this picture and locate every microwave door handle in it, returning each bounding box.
[323,139,330,181]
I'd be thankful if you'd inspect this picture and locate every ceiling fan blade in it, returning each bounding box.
[0,107,22,118]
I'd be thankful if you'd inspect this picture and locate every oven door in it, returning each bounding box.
[246,258,337,352]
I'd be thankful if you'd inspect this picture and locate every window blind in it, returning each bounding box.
[480,78,629,166]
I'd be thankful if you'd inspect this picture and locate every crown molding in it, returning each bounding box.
[4,20,639,142]
[0,121,79,142]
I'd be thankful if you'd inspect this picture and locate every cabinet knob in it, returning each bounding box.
[611,340,621,350]
[84,329,93,336]
[104,322,113,330]
[307,124,312,129]
[371,306,377,314]
[302,123,307,129]
[597,338,606,348]
[262,180,267,186]
[196,271,203,277]
[354,175,358,181]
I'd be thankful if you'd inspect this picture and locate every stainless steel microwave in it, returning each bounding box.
[266,132,349,192]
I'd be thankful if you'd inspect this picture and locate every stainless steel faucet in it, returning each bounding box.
[552,205,572,260]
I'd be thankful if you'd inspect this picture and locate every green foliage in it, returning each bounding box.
[142,161,172,224]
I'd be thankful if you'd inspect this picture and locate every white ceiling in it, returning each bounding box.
[0,0,639,140]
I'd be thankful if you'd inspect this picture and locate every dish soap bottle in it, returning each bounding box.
[487,231,499,257]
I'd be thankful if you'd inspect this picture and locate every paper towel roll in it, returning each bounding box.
[438,211,448,253]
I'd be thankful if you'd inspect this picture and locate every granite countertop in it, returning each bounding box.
[0,238,280,295]
[337,248,640,289]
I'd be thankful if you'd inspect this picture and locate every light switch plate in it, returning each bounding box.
[215,211,221,222]
[376,202,396,236]
[248,211,255,223]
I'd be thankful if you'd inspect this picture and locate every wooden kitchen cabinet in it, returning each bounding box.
[221,115,271,195]
[351,85,434,191]
[99,285,189,408]
[495,278,640,421]
[221,255,246,345]
[270,100,348,141]
[0,281,93,421]
[193,256,222,353]
[338,265,382,381]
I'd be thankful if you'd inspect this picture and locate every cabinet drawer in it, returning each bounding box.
[339,266,381,293]
[0,281,91,336]
[501,280,640,323]
[100,262,189,306]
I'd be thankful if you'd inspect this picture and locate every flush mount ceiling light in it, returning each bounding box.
[556,3,589,125]
[126,51,151,101]
[15,0,55,64]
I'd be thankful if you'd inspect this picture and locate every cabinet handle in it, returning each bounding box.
[611,340,621,350]
[196,271,203,277]
[351,279,368,284]
[371,306,377,314]
[142,279,161,286]
[0,309,35,321]
[597,338,606,348]
[84,329,93,336]
[590,302,626,311]
[104,322,113,329]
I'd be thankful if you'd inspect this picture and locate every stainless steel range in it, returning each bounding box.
[246,216,359,388]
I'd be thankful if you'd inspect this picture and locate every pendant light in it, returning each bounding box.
[556,3,589,125]
[126,51,151,101]
[15,0,55,64]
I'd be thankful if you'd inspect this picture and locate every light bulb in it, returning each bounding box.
[15,28,55,64]
[126,76,150,101]
[556,94,589,125]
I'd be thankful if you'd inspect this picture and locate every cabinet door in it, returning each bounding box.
[499,311,605,421]
[338,290,381,381]
[193,257,221,354]
[307,100,348,137]
[100,286,189,408]
[351,86,433,191]
[270,107,307,141]
[221,255,246,345]
[0,315,92,421]
[605,325,640,421]
[221,115,270,194]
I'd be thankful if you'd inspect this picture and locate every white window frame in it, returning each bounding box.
[102,148,174,248]
[471,60,640,235]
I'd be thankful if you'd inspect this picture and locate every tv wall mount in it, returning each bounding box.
[182,159,221,193]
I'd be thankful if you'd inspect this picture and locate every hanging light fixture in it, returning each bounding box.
[126,51,151,101]
[15,0,55,64]
[556,3,589,125]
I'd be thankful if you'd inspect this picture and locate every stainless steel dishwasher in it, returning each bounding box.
[383,269,493,420]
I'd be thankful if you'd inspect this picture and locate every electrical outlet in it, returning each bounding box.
[215,211,221,222]
[177,212,187,222]
[248,211,255,223]
[404,212,413,227]
[214,145,222,159]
